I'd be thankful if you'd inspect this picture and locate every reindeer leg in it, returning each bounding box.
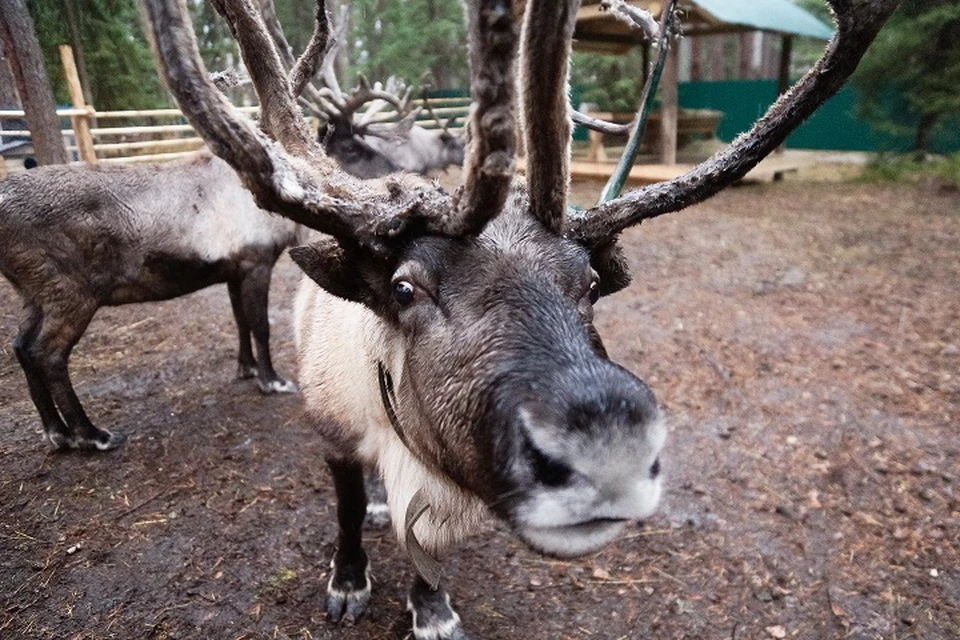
[407,575,467,640]
[227,278,258,380]
[325,457,371,624]
[13,305,71,448]
[31,299,125,450]
[237,264,296,394]
[363,472,391,529]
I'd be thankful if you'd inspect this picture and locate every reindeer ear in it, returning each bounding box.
[289,240,390,311]
[589,238,632,297]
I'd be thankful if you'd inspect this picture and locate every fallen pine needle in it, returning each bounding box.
[132,518,168,527]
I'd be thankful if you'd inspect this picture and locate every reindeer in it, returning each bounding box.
[0,153,299,450]
[141,0,899,636]
[315,72,465,178]
[258,0,465,179]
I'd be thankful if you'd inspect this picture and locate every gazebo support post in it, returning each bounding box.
[658,40,679,165]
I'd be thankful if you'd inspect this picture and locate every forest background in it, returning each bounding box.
[6,0,960,154]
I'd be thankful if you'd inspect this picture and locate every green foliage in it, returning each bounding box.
[274,0,319,56]
[343,0,470,89]
[191,0,238,76]
[853,0,960,151]
[26,0,168,110]
[791,0,834,71]
[570,49,646,112]
[793,0,832,23]
[859,153,960,189]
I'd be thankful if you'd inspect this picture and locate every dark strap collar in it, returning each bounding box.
[378,361,410,449]
[377,361,443,588]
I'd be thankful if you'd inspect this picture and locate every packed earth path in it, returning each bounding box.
[1,172,958,639]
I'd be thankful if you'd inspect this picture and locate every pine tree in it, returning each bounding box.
[853,0,960,153]
[27,0,168,110]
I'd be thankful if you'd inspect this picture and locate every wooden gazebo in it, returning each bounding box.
[573,0,833,165]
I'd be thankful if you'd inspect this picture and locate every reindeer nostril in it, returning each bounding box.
[649,457,661,479]
[528,444,573,487]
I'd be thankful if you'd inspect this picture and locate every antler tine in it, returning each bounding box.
[287,2,330,98]
[569,0,901,247]
[454,0,519,235]
[257,0,296,69]
[206,0,313,155]
[570,110,631,136]
[255,0,330,102]
[519,0,579,234]
[142,0,455,257]
[340,74,413,123]
[318,5,350,106]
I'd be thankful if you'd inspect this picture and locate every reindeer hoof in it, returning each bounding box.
[90,430,128,451]
[48,429,127,452]
[236,363,258,380]
[45,429,74,450]
[408,589,467,640]
[78,429,127,451]
[258,378,298,395]
[326,558,371,624]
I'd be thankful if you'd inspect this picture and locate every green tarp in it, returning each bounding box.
[693,0,834,39]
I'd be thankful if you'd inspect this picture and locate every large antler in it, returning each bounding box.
[455,0,518,233]
[567,0,901,247]
[519,0,579,234]
[141,0,516,255]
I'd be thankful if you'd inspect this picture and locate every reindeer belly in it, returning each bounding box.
[106,252,232,304]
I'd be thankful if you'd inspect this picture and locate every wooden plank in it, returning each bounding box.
[561,151,822,187]
[99,151,196,164]
[59,45,97,163]
[94,137,203,155]
[519,158,693,186]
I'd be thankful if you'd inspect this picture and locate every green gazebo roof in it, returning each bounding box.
[575,0,834,53]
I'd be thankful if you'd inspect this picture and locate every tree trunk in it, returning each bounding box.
[0,0,69,165]
[62,0,93,106]
[0,49,22,162]
[914,113,937,156]
[0,48,18,107]
[334,0,351,84]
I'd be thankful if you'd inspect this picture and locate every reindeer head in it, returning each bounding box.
[142,0,900,556]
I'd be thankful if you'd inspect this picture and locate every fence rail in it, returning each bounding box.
[0,105,262,173]
[1,95,472,175]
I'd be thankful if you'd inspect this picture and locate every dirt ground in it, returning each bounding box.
[1,171,957,640]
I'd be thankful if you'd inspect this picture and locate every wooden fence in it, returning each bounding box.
[0,97,471,177]
[0,43,472,176]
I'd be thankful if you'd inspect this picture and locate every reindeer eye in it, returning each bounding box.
[394,280,416,307]
[588,280,600,305]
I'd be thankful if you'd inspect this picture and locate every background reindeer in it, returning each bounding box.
[140,0,899,637]
[315,81,465,179]
[0,154,299,451]
[257,0,465,178]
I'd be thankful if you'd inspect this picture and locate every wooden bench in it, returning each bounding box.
[583,108,723,162]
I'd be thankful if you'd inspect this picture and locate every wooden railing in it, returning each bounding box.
[0,44,470,175]
[0,96,471,175]
[0,106,261,169]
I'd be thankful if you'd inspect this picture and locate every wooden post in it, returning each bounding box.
[658,40,679,166]
[777,35,794,97]
[774,34,794,166]
[58,45,97,163]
